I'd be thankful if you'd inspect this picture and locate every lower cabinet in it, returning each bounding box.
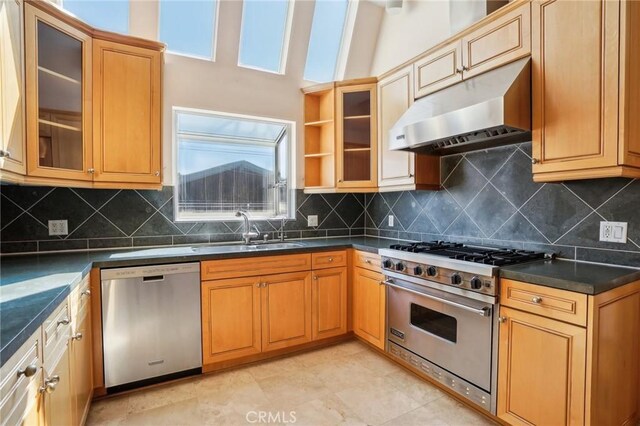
[71,305,93,426]
[353,266,386,350]
[497,306,586,425]
[43,343,73,426]
[312,267,347,340]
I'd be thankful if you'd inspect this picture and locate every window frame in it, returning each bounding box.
[158,0,220,61]
[237,0,295,75]
[172,107,297,222]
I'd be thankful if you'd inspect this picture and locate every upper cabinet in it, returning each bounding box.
[414,2,530,99]
[303,78,378,193]
[0,0,26,175]
[377,66,440,191]
[2,0,164,189]
[532,0,640,181]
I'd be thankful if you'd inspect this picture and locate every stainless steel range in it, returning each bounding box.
[379,241,547,415]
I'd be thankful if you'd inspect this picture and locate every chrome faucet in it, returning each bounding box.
[236,210,259,244]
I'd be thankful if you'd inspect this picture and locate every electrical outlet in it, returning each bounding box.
[48,220,68,236]
[388,215,394,227]
[599,221,627,243]
[307,215,318,227]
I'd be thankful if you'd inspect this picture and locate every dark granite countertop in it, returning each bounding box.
[0,237,391,366]
[501,259,640,295]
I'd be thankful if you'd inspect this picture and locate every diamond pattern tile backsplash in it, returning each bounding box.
[364,143,640,268]
[1,141,639,268]
[0,187,365,254]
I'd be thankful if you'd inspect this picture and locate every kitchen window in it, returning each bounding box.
[159,0,218,59]
[173,109,295,221]
[238,0,293,73]
[62,0,129,33]
[304,0,349,83]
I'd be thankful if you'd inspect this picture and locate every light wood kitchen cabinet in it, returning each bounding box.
[531,0,640,181]
[413,2,530,99]
[497,278,640,426]
[24,2,93,182]
[312,267,347,340]
[43,344,73,426]
[497,306,586,425]
[302,78,378,193]
[70,277,93,426]
[261,271,313,352]
[377,65,440,191]
[353,266,386,350]
[92,39,162,185]
[0,0,26,176]
[201,277,262,364]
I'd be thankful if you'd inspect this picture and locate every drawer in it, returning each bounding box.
[312,250,347,269]
[0,329,42,425]
[70,274,91,325]
[43,301,71,363]
[500,279,588,327]
[201,253,312,281]
[353,250,381,272]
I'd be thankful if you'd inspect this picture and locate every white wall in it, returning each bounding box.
[369,0,452,76]
[127,0,380,187]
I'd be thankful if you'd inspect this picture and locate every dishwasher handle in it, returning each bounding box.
[142,275,165,282]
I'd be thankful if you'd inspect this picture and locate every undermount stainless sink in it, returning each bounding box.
[194,242,305,254]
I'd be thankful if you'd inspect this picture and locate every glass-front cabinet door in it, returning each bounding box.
[25,4,92,180]
[336,83,377,188]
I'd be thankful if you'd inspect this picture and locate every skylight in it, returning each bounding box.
[304,0,349,83]
[238,0,292,73]
[62,0,129,33]
[159,0,217,59]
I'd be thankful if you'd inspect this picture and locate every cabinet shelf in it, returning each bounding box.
[304,152,333,158]
[304,119,333,127]
[38,118,81,132]
[343,115,371,120]
[38,66,81,85]
[344,148,371,152]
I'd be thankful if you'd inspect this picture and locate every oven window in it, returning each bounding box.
[410,303,457,343]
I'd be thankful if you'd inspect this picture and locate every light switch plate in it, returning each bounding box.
[307,215,318,227]
[599,221,627,243]
[48,220,68,236]
[388,215,394,227]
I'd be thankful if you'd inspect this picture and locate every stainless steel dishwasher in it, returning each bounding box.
[101,263,201,391]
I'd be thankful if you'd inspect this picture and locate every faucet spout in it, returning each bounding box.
[236,210,259,244]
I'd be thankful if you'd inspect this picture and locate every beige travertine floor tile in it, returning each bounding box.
[244,354,305,381]
[383,368,447,405]
[295,344,352,368]
[422,395,495,426]
[335,375,422,425]
[342,348,404,376]
[291,394,366,426]
[127,380,196,413]
[121,397,205,426]
[86,395,129,425]
[307,354,381,392]
[257,369,332,407]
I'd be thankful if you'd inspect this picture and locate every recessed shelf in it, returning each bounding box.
[305,152,333,158]
[305,119,334,127]
[344,148,371,152]
[343,115,371,120]
[38,66,81,85]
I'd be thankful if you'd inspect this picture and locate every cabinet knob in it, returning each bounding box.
[154,171,160,176]
[462,65,469,71]
[57,318,70,327]
[365,259,372,264]
[409,173,414,178]
[262,282,268,288]
[531,158,539,165]
[72,332,83,341]
[87,168,95,174]
[328,257,333,262]
[531,296,543,304]
[456,68,463,74]
[498,316,507,323]
[313,275,318,280]
[338,179,343,183]
[256,283,261,287]
[81,289,91,297]
[17,364,38,378]
[39,376,60,394]
[0,149,11,158]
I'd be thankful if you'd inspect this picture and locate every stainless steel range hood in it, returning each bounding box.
[389,58,531,155]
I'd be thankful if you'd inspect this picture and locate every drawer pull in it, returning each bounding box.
[328,257,333,262]
[40,376,60,394]
[81,289,91,297]
[313,276,318,280]
[531,296,543,304]
[17,364,38,378]
[498,316,507,323]
[72,333,83,341]
[365,259,372,264]
[57,318,70,327]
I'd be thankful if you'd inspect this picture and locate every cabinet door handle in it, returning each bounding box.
[531,296,543,304]
[87,168,95,174]
[17,364,38,378]
[256,283,261,287]
[154,171,160,176]
[531,158,539,165]
[81,289,91,297]
[328,257,333,262]
[498,316,507,323]
[57,318,70,327]
[72,333,83,341]
[313,275,318,280]
[0,149,11,158]
[40,376,60,394]
[365,259,372,264]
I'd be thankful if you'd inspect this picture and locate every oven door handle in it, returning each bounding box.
[383,280,492,317]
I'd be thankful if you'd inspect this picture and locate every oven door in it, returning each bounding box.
[386,276,494,391]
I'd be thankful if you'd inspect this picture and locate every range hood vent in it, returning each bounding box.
[389,58,531,155]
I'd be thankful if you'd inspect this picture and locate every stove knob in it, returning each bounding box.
[395,262,405,272]
[470,276,483,290]
[413,266,423,276]
[382,259,393,269]
[426,266,437,277]
[451,273,462,285]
